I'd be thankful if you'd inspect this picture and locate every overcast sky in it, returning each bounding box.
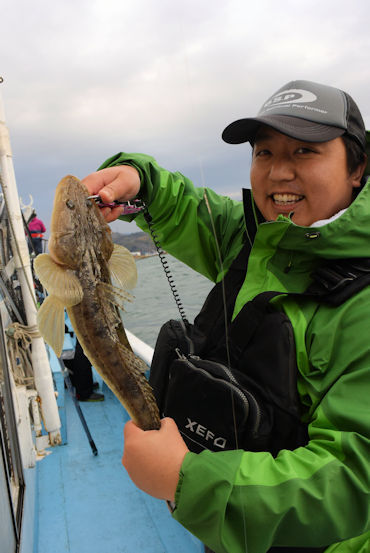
[1,0,370,234]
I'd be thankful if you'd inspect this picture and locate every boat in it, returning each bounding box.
[0,78,204,553]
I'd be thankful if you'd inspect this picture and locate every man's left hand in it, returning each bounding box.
[122,417,189,502]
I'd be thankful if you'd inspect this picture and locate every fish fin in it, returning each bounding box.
[117,341,148,373]
[34,253,83,306]
[37,295,65,357]
[99,282,134,312]
[108,244,138,290]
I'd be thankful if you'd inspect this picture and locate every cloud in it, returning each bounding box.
[1,0,370,236]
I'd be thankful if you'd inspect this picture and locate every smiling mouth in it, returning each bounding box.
[271,193,304,206]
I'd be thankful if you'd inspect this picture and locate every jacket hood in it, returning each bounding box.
[258,177,370,262]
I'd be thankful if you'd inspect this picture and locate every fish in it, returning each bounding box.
[34,175,161,431]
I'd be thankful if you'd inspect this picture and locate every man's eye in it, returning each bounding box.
[297,147,315,154]
[255,148,270,157]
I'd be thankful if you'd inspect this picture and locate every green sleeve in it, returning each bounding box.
[98,152,246,282]
[172,293,370,553]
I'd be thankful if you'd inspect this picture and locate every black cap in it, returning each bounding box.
[222,80,366,151]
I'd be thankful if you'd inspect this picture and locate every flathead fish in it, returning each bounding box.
[34,175,160,430]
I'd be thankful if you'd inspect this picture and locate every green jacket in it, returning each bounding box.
[100,153,370,553]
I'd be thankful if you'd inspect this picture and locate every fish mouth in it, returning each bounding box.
[271,193,304,206]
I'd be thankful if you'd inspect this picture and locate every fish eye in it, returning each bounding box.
[85,199,93,207]
[66,199,75,209]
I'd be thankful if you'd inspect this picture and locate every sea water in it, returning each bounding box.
[123,254,214,348]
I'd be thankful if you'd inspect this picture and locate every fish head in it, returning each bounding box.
[48,175,114,268]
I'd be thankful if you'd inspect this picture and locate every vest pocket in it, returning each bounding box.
[164,355,263,453]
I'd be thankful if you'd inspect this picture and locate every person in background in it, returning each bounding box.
[80,80,370,553]
[27,211,46,255]
[63,327,105,402]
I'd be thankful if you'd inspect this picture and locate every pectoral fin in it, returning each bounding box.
[37,295,65,357]
[108,244,138,290]
[34,253,83,306]
[99,282,133,312]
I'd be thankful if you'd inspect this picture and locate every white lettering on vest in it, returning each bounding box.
[185,418,227,449]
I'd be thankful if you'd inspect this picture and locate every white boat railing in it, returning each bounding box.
[126,330,154,367]
[0,79,61,466]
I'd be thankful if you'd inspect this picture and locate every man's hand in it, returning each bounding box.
[82,166,141,222]
[122,418,189,502]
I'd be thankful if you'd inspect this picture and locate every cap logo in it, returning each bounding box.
[263,89,317,109]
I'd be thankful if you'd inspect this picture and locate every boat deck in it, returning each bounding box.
[36,366,203,553]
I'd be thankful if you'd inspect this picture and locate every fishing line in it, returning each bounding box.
[157,24,250,549]
[203,190,239,449]
[203,188,249,553]
[175,27,250,550]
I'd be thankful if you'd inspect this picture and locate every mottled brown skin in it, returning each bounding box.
[50,176,160,430]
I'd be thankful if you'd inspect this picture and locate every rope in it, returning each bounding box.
[5,322,41,387]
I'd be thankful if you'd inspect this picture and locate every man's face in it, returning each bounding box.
[250,127,364,227]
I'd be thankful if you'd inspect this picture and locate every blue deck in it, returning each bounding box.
[36,358,203,553]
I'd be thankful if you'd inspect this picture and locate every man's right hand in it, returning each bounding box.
[82,166,141,222]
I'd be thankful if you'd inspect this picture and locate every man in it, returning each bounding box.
[82,80,370,552]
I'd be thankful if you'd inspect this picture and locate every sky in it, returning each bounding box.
[1,0,370,235]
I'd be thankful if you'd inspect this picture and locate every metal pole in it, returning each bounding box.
[58,358,98,456]
[0,77,61,445]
